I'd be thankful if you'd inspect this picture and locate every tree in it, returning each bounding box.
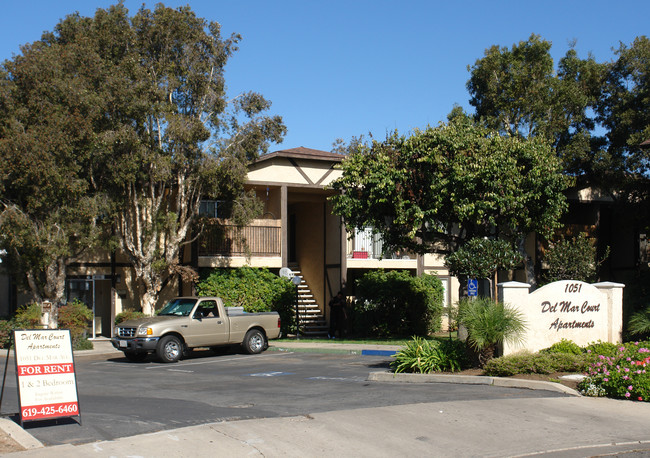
[542,232,608,284]
[597,37,650,173]
[445,237,522,301]
[330,117,569,282]
[0,27,107,325]
[467,34,606,178]
[15,4,285,315]
[595,36,650,209]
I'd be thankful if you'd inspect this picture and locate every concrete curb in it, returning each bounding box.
[0,418,43,450]
[367,371,582,396]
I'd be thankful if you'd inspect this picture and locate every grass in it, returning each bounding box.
[276,332,457,346]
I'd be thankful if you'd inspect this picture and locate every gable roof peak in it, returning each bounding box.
[255,146,345,163]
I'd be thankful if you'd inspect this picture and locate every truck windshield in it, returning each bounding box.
[158,298,197,316]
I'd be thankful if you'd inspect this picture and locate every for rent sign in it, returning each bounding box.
[14,329,80,424]
[500,280,624,355]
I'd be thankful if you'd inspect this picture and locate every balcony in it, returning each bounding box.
[347,227,416,268]
[198,219,281,257]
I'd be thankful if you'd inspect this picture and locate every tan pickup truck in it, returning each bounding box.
[111,297,281,363]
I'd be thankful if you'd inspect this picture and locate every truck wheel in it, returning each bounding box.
[243,329,266,354]
[124,352,147,362]
[157,335,183,363]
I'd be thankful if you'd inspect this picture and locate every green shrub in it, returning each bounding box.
[483,351,588,377]
[12,303,43,329]
[579,341,650,401]
[73,338,94,351]
[392,336,469,373]
[115,310,147,325]
[418,274,445,333]
[196,266,295,334]
[352,270,444,338]
[57,299,93,347]
[458,297,527,366]
[543,232,608,284]
[584,340,619,359]
[628,307,650,339]
[0,320,12,349]
[540,338,583,355]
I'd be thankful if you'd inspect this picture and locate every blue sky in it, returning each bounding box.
[2,1,648,152]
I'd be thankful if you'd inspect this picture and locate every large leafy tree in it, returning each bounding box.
[331,117,569,282]
[86,4,285,314]
[596,36,650,197]
[1,4,286,316]
[0,26,107,325]
[467,34,605,178]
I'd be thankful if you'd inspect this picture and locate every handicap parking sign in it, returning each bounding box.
[467,279,478,297]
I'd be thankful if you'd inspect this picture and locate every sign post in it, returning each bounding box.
[14,329,81,426]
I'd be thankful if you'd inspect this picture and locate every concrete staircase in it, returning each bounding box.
[291,268,328,337]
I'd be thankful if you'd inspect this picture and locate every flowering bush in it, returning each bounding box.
[579,341,650,401]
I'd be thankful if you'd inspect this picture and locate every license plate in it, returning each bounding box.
[118,340,127,348]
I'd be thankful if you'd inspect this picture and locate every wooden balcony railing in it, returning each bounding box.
[198,219,281,257]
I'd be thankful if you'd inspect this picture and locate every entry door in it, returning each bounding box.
[66,278,112,337]
[94,280,112,337]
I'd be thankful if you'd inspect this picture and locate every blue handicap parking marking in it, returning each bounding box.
[361,350,397,356]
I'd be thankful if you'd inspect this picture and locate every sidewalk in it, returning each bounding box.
[0,338,581,455]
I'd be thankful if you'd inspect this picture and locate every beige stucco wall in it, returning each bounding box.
[293,201,325,311]
[198,256,282,269]
[248,158,342,186]
[324,202,343,305]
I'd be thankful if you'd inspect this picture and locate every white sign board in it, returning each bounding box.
[14,329,80,423]
[500,280,624,355]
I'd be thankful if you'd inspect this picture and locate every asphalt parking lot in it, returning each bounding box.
[1,347,567,447]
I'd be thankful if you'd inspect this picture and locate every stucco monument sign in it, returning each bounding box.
[499,280,624,356]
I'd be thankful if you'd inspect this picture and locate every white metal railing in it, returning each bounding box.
[348,227,413,260]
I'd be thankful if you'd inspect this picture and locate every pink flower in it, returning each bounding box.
[639,397,643,401]
[625,392,631,398]
[603,378,609,382]
[628,385,633,390]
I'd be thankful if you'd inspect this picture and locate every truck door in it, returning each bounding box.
[186,300,229,347]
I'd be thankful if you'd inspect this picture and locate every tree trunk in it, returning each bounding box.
[478,344,496,367]
[26,257,67,329]
[518,237,536,287]
[140,288,158,316]
[117,179,200,317]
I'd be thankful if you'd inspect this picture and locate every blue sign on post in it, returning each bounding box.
[467,279,478,297]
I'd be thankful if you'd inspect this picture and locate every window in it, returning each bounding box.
[199,200,219,218]
[199,200,234,219]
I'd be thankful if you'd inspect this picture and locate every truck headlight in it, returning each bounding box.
[138,327,153,336]
[114,326,119,336]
